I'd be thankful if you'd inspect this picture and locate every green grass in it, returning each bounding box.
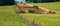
[23,2,60,26]
[29,2,60,12]
[0,6,32,26]
[0,2,60,26]
[23,14,60,26]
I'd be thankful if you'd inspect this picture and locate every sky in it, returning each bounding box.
[15,0,26,2]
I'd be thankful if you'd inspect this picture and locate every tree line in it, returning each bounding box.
[0,0,60,5]
[0,0,15,6]
[26,0,60,3]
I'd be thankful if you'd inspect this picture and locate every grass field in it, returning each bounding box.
[23,14,60,26]
[0,2,60,26]
[0,6,32,26]
[23,2,60,26]
[29,2,60,12]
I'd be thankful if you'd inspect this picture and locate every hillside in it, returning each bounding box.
[0,6,32,26]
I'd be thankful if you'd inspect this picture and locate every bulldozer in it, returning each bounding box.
[15,2,60,14]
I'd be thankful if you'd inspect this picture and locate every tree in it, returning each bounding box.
[33,0,40,3]
[0,0,3,5]
[0,0,15,6]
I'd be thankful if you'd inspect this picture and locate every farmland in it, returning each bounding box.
[0,6,32,26]
[23,2,60,26]
[0,2,60,26]
[29,2,60,12]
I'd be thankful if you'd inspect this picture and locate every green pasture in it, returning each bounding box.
[0,2,60,26]
[23,14,60,26]
[0,6,32,26]
[23,2,60,26]
[29,2,60,12]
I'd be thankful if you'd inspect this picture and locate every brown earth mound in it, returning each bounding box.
[15,3,60,14]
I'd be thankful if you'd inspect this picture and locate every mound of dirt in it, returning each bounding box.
[15,3,60,14]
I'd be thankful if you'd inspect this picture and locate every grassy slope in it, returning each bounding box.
[23,14,60,26]
[23,2,60,26]
[29,2,60,12]
[0,6,32,26]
